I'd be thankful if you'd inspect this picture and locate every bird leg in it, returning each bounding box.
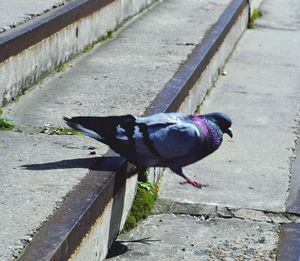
[137,166,148,182]
[171,167,209,189]
[180,178,209,188]
[125,166,148,181]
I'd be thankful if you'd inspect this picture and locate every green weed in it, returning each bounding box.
[40,126,83,136]
[56,62,70,73]
[248,9,263,29]
[123,181,159,232]
[83,31,114,54]
[0,118,15,131]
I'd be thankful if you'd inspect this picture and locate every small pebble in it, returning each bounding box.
[257,237,266,243]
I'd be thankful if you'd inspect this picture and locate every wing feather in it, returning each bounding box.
[134,118,202,161]
[64,113,203,167]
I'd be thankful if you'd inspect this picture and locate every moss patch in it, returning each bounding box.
[0,118,15,131]
[248,9,263,29]
[83,31,114,53]
[40,126,83,136]
[123,181,159,232]
[56,62,71,73]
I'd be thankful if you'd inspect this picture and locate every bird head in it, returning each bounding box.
[203,112,233,138]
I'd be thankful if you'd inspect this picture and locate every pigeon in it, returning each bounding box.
[64,112,232,188]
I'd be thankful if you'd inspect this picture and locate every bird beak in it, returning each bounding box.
[226,128,233,138]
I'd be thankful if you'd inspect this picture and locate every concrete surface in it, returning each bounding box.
[159,0,300,213]
[0,0,233,260]
[0,0,73,32]
[177,4,249,117]
[255,0,300,31]
[4,0,231,127]
[108,214,278,260]
[249,0,264,11]
[0,131,102,259]
[0,0,157,106]
[113,0,300,259]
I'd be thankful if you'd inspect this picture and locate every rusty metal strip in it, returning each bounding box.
[18,0,249,260]
[277,131,300,259]
[277,223,300,261]
[0,0,113,63]
[286,139,300,214]
[145,0,248,115]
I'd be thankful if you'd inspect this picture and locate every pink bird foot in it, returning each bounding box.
[180,178,209,189]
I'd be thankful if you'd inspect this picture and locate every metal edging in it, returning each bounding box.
[145,0,248,115]
[17,0,249,260]
[0,0,113,63]
[277,132,300,260]
[286,139,300,214]
[277,223,300,261]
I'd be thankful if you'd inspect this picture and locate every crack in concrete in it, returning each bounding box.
[154,199,300,224]
[254,23,300,32]
[286,109,300,213]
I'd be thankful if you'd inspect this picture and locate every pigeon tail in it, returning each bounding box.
[63,115,136,144]
[63,116,103,141]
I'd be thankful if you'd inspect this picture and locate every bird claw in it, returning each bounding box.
[180,179,209,189]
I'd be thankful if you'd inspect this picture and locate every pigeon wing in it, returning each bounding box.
[134,116,202,162]
[64,113,204,167]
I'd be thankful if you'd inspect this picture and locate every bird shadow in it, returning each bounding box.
[106,237,161,259]
[21,156,124,172]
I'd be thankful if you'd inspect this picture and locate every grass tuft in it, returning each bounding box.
[123,181,159,232]
[0,118,15,131]
[40,126,83,136]
[56,62,70,73]
[248,9,263,29]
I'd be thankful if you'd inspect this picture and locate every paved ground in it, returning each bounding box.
[108,214,278,260]
[0,0,73,33]
[109,0,300,259]
[0,0,232,259]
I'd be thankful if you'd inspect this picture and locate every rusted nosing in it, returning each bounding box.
[145,0,248,115]
[0,0,113,63]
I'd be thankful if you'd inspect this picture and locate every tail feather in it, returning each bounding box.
[63,116,103,141]
[63,115,136,142]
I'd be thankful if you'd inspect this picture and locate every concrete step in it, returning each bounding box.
[0,0,157,106]
[111,0,300,260]
[0,0,250,260]
[108,213,278,260]
[0,0,73,33]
